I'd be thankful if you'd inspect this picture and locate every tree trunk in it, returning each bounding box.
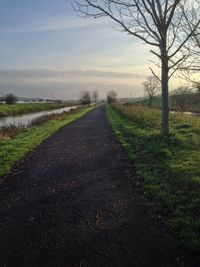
[149,96,152,106]
[161,52,169,136]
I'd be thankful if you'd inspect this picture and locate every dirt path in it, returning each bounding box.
[0,107,190,266]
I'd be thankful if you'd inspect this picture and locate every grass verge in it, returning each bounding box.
[0,105,96,178]
[0,102,77,118]
[135,96,200,113]
[135,97,162,107]
[107,104,200,255]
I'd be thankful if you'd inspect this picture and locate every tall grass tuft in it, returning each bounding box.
[112,103,161,128]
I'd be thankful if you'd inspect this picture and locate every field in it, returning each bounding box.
[134,97,162,107]
[135,96,200,113]
[0,105,96,178]
[0,102,78,118]
[107,103,200,254]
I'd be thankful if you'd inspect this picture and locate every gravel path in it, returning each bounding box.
[0,106,190,266]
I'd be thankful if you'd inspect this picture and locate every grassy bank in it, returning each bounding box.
[0,102,77,118]
[135,96,200,113]
[0,105,96,178]
[135,97,162,107]
[107,104,200,254]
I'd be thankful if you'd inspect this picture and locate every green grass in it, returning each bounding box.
[0,105,96,178]
[184,102,200,113]
[0,102,77,118]
[107,104,200,254]
[135,95,200,113]
[135,97,162,107]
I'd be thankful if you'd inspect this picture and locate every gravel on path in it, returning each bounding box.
[0,106,190,266]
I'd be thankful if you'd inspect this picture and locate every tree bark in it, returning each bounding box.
[149,96,152,106]
[161,48,169,136]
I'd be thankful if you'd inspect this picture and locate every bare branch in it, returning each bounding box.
[72,0,200,135]
[149,67,161,82]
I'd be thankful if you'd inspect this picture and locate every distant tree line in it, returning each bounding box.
[141,71,200,113]
[80,90,99,105]
[170,86,200,113]
[107,90,117,104]
[80,89,118,105]
[0,94,71,105]
[142,74,200,113]
[0,94,17,105]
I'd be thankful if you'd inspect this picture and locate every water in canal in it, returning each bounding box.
[0,106,78,129]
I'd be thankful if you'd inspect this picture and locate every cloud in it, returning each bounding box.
[0,80,143,100]
[0,68,145,99]
[0,69,145,81]
[0,15,105,34]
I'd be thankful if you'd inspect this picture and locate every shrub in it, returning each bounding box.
[5,94,17,105]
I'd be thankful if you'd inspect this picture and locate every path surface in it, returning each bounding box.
[0,107,189,266]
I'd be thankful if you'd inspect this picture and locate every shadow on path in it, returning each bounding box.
[0,107,189,266]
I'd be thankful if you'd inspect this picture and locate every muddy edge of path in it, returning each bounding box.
[0,106,196,267]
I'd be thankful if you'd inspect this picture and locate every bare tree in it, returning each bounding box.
[0,96,4,104]
[5,94,17,105]
[80,90,91,105]
[73,0,200,135]
[107,90,117,104]
[170,86,192,112]
[143,76,160,106]
[92,90,99,103]
[197,85,200,94]
[192,85,200,111]
[177,2,200,85]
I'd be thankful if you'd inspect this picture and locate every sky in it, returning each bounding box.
[0,0,179,100]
